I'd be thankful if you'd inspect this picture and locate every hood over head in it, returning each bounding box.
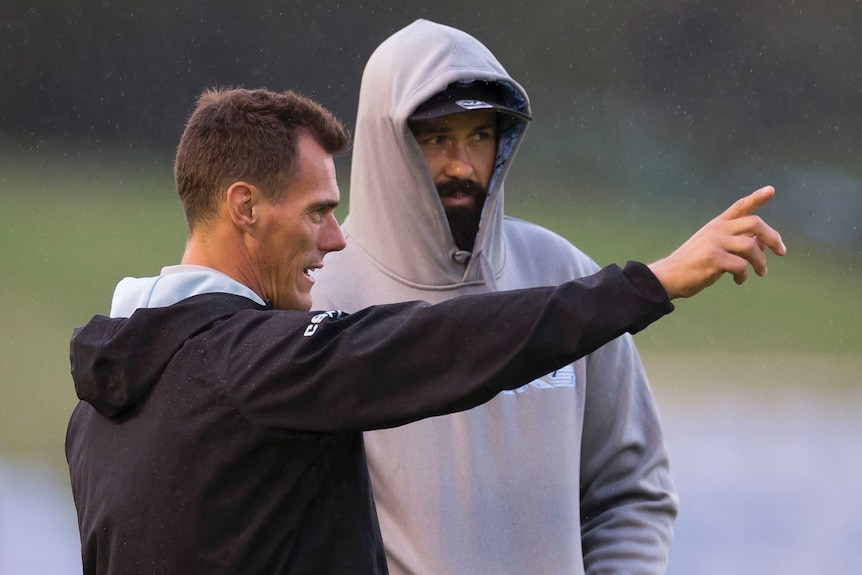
[344,19,531,287]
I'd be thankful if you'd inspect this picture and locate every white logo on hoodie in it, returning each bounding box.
[502,364,577,395]
[303,310,345,337]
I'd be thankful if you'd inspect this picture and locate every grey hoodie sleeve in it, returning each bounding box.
[579,334,678,573]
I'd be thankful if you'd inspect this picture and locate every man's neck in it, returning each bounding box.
[181,227,266,302]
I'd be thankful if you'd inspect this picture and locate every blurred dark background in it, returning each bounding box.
[2,0,860,259]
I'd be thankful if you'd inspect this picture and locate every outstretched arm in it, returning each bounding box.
[648,186,787,299]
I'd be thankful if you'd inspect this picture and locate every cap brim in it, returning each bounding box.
[409,81,532,122]
[409,100,531,121]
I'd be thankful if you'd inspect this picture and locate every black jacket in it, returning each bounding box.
[66,262,672,574]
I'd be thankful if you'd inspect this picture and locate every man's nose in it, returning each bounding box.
[443,143,474,180]
[322,213,347,253]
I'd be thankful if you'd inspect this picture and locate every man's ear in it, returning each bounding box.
[226,182,257,230]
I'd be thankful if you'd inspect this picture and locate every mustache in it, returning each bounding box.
[436,179,487,198]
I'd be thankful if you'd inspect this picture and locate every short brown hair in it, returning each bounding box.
[174,87,348,230]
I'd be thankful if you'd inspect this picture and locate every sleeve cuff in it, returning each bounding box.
[622,260,675,313]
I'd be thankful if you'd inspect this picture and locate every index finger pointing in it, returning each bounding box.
[720,186,776,220]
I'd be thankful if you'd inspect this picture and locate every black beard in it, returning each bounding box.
[437,179,488,252]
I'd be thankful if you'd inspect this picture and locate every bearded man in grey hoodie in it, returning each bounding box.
[312,19,697,574]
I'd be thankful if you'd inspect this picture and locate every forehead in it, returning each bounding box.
[289,135,339,201]
[409,110,498,135]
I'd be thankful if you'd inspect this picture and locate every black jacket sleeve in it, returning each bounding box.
[212,261,673,432]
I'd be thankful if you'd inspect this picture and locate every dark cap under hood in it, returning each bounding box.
[409,80,532,122]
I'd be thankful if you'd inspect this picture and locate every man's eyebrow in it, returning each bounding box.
[410,121,497,137]
[307,200,340,212]
[409,122,450,137]
[473,122,497,133]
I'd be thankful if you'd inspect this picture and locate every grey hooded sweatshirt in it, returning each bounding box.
[311,19,678,575]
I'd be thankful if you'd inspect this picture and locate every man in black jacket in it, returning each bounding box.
[66,87,785,574]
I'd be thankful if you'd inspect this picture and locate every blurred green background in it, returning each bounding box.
[2,143,859,477]
[1,0,860,573]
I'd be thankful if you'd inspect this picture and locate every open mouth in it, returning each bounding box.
[303,265,322,281]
